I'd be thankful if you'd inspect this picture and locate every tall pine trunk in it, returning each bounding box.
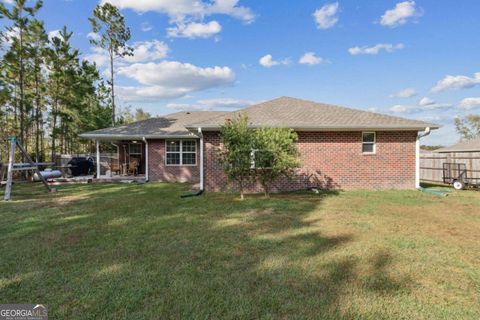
[34,62,41,162]
[109,46,115,126]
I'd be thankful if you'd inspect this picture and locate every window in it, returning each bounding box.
[362,132,376,154]
[250,149,274,169]
[129,143,142,155]
[166,140,197,165]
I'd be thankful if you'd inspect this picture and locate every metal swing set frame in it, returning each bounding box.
[1,136,56,201]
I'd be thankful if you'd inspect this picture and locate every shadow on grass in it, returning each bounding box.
[0,183,411,319]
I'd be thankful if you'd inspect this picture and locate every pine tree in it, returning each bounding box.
[89,3,133,126]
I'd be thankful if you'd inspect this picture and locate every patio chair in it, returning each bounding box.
[128,159,139,176]
[110,160,121,176]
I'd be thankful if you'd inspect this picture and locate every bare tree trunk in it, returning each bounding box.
[34,64,41,162]
[19,26,25,160]
[109,46,115,126]
[51,98,58,161]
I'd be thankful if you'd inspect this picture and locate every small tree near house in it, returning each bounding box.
[219,115,300,199]
[253,128,300,197]
[219,114,255,200]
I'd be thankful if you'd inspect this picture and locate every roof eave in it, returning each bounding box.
[186,125,440,131]
[79,133,199,140]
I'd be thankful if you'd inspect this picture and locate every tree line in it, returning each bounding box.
[0,0,147,163]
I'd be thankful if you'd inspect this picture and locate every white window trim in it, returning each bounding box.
[362,132,376,154]
[129,143,142,156]
[250,149,273,169]
[165,139,197,166]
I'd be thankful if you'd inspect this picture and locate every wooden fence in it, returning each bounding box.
[420,151,480,183]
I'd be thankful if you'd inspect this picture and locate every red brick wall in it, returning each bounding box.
[203,131,417,192]
[148,139,200,183]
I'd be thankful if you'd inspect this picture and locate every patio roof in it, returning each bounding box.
[80,111,228,140]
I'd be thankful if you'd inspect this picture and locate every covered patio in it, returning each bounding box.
[93,138,149,181]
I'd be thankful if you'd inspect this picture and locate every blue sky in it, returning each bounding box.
[8,0,480,145]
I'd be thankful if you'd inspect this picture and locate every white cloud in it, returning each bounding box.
[84,47,110,67]
[390,88,417,98]
[348,43,404,55]
[167,98,255,111]
[299,52,325,65]
[48,29,61,41]
[380,1,421,27]
[141,22,153,32]
[167,21,221,39]
[117,86,191,101]
[313,2,339,29]
[116,61,235,101]
[431,72,480,92]
[389,105,416,113]
[123,40,169,63]
[101,0,255,23]
[389,102,452,114]
[459,97,480,110]
[118,61,235,87]
[419,97,435,106]
[84,40,169,67]
[423,103,452,111]
[0,0,14,4]
[259,54,290,68]
[87,32,101,42]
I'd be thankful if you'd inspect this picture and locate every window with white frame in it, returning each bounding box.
[250,149,274,169]
[129,143,142,156]
[362,132,376,153]
[166,140,197,165]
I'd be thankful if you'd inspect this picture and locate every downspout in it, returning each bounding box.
[416,127,431,189]
[198,127,204,191]
[143,137,149,181]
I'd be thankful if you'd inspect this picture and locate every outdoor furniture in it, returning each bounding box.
[110,160,121,176]
[128,159,139,176]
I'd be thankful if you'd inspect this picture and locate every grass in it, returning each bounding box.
[0,182,479,319]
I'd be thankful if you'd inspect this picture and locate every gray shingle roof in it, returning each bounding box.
[186,96,440,131]
[80,111,228,140]
[435,137,480,153]
[81,97,440,140]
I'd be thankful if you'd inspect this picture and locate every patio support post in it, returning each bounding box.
[96,140,101,178]
[143,137,149,181]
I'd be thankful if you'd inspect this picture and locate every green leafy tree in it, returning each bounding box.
[0,0,43,154]
[45,26,79,159]
[89,2,133,126]
[253,128,300,197]
[219,114,255,200]
[454,115,480,140]
[26,19,48,161]
[135,108,151,121]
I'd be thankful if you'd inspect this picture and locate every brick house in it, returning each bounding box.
[80,97,439,191]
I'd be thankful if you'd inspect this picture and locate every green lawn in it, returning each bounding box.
[1,183,479,319]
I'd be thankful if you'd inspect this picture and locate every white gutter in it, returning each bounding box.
[143,137,149,181]
[198,127,204,191]
[416,127,431,189]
